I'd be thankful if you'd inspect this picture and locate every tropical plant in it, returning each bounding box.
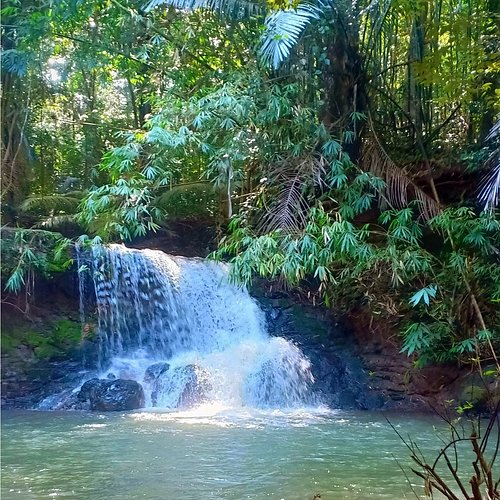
[1,228,72,313]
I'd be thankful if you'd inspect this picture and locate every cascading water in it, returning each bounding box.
[74,244,315,410]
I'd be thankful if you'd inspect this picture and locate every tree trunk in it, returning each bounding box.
[1,25,33,221]
[320,14,366,161]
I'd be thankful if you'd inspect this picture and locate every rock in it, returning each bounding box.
[77,378,145,411]
[177,364,211,408]
[78,378,102,402]
[266,307,281,321]
[144,362,170,384]
[459,384,490,413]
[148,364,210,408]
[144,363,170,407]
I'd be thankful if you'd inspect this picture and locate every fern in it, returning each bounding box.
[19,194,83,215]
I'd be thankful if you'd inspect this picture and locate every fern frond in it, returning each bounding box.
[19,194,83,215]
[34,214,78,230]
[361,138,440,220]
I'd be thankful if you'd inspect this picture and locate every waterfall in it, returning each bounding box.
[75,244,315,409]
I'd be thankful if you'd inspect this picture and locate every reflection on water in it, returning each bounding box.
[1,408,456,499]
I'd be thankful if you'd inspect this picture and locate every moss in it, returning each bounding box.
[1,334,22,353]
[1,317,82,361]
[24,330,45,347]
[28,319,82,360]
[33,343,63,360]
[52,319,82,344]
[461,384,488,406]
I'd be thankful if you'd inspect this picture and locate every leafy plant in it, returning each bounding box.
[1,229,72,304]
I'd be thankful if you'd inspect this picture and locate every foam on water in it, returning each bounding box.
[74,244,316,410]
[128,404,336,429]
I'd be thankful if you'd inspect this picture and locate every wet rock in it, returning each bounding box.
[78,378,101,402]
[77,378,145,411]
[266,307,281,321]
[177,364,211,408]
[145,363,171,407]
[148,364,210,408]
[144,362,170,384]
[252,288,388,411]
[39,389,85,411]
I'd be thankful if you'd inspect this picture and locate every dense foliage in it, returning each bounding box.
[1,0,499,367]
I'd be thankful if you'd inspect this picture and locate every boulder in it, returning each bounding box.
[77,378,145,411]
[143,363,170,407]
[143,362,170,384]
[177,364,211,408]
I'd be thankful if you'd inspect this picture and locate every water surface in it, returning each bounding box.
[2,407,457,499]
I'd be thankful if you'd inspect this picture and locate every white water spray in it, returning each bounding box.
[77,244,314,409]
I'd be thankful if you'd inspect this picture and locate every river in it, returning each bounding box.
[2,407,454,499]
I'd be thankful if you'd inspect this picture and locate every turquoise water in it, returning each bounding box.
[0,407,466,499]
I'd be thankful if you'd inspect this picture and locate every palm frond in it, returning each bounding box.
[479,159,500,212]
[19,194,83,215]
[479,120,500,211]
[258,154,326,233]
[485,120,500,142]
[146,0,322,68]
[145,0,262,17]
[259,175,309,233]
[260,4,320,69]
[361,138,440,220]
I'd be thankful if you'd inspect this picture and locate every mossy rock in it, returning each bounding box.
[52,319,82,344]
[459,383,499,413]
[1,334,22,353]
[461,384,488,405]
[30,320,82,360]
[33,343,63,360]
[2,318,82,361]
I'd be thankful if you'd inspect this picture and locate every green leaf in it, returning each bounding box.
[409,285,437,307]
